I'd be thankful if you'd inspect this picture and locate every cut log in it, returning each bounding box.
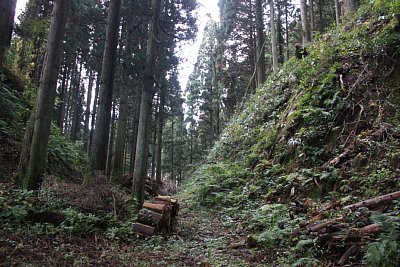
[155,196,179,217]
[137,208,164,229]
[155,196,177,204]
[344,190,400,211]
[307,216,344,233]
[133,223,156,236]
[143,202,170,215]
[337,245,359,266]
[357,223,380,234]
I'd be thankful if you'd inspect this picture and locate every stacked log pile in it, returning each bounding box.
[133,196,179,237]
[293,190,400,266]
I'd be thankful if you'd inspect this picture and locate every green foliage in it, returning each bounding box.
[59,208,113,236]
[363,213,400,267]
[0,188,37,224]
[292,257,320,267]
[105,220,136,241]
[47,126,89,181]
[250,204,295,248]
[0,185,137,240]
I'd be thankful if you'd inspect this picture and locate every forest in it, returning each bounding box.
[1,0,400,266]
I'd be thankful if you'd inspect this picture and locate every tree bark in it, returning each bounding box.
[300,0,311,45]
[90,0,121,172]
[106,101,116,176]
[335,0,341,26]
[21,0,70,190]
[70,58,83,141]
[137,208,164,228]
[344,190,400,211]
[255,0,265,85]
[89,74,100,155]
[129,87,141,172]
[309,0,314,41]
[343,0,359,15]
[270,0,278,72]
[150,95,159,180]
[56,63,70,131]
[133,223,156,236]
[84,69,94,150]
[132,0,162,207]
[112,81,129,182]
[0,0,17,67]
[112,0,137,183]
[285,3,290,60]
[156,90,165,185]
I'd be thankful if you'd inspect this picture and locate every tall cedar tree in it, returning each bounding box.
[270,0,278,72]
[112,0,137,183]
[255,0,265,85]
[90,0,121,172]
[0,0,17,66]
[300,0,311,45]
[132,0,162,207]
[21,0,70,189]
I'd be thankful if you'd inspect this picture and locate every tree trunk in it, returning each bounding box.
[89,74,100,155]
[112,0,137,183]
[57,63,70,130]
[285,3,290,60]
[132,0,162,207]
[343,0,359,15]
[84,69,94,150]
[90,0,121,173]
[335,0,341,26]
[309,0,314,41]
[155,89,165,185]
[64,61,77,134]
[70,58,83,141]
[112,81,129,182]
[106,101,116,176]
[270,0,278,72]
[300,0,311,45]
[150,94,159,180]
[171,117,175,182]
[130,87,141,172]
[106,100,116,177]
[21,0,70,190]
[0,0,17,67]
[276,1,285,64]
[255,0,265,85]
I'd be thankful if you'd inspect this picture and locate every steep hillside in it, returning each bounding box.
[0,68,88,182]
[183,1,400,265]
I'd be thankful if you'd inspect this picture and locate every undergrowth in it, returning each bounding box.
[183,1,400,265]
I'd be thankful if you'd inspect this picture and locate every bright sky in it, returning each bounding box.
[14,0,219,90]
[15,0,27,21]
[178,0,220,90]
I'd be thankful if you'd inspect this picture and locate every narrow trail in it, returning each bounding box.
[0,195,276,266]
[133,202,276,266]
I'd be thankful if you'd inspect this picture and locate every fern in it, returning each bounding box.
[295,238,317,250]
[363,213,400,267]
[292,257,320,267]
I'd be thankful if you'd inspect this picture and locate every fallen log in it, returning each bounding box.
[337,245,359,266]
[133,223,156,236]
[307,216,344,233]
[356,223,380,235]
[344,190,400,211]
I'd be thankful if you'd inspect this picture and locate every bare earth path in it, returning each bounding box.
[1,201,276,266]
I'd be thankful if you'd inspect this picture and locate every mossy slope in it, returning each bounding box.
[183,1,400,264]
